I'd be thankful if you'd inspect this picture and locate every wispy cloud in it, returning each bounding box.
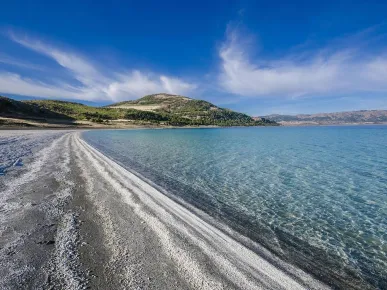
[3,27,387,107]
[0,72,81,99]
[219,26,387,98]
[1,32,196,101]
[105,71,196,101]
[0,53,44,71]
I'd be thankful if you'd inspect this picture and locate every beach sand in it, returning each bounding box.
[0,130,329,289]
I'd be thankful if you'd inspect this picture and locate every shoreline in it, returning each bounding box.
[83,130,378,290]
[277,122,387,127]
[82,133,332,288]
[0,129,330,289]
[1,120,387,131]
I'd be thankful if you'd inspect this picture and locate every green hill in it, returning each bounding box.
[107,93,276,126]
[0,96,73,121]
[22,99,180,125]
[0,94,277,127]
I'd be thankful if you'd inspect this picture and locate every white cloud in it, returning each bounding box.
[1,32,197,102]
[0,72,81,99]
[160,75,196,95]
[106,71,195,101]
[0,54,44,71]
[219,28,387,98]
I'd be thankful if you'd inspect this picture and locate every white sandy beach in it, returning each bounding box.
[0,130,330,289]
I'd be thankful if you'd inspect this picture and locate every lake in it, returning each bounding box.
[83,126,387,289]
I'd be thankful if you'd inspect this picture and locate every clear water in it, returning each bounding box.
[83,126,387,289]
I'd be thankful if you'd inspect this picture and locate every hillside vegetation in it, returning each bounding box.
[1,94,276,127]
[107,93,276,126]
[0,96,73,120]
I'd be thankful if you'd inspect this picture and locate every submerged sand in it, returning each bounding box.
[0,130,329,289]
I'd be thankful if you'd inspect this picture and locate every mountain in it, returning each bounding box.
[107,93,276,126]
[262,110,387,125]
[0,94,277,127]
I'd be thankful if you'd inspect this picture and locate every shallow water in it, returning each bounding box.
[83,126,387,288]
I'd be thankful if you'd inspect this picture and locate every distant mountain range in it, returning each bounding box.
[0,94,276,128]
[261,110,387,125]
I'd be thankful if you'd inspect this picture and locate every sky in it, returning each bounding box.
[1,0,387,115]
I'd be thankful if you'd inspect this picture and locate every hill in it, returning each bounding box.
[262,110,387,125]
[107,93,276,126]
[0,94,277,127]
[0,96,73,120]
[0,96,76,127]
[23,99,166,123]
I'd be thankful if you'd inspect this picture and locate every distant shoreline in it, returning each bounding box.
[278,122,387,126]
[261,109,387,125]
[2,119,387,129]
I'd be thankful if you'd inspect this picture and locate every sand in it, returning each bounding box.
[0,130,330,289]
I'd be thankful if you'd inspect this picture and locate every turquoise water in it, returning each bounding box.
[83,126,387,289]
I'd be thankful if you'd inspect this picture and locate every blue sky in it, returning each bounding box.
[1,0,387,115]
